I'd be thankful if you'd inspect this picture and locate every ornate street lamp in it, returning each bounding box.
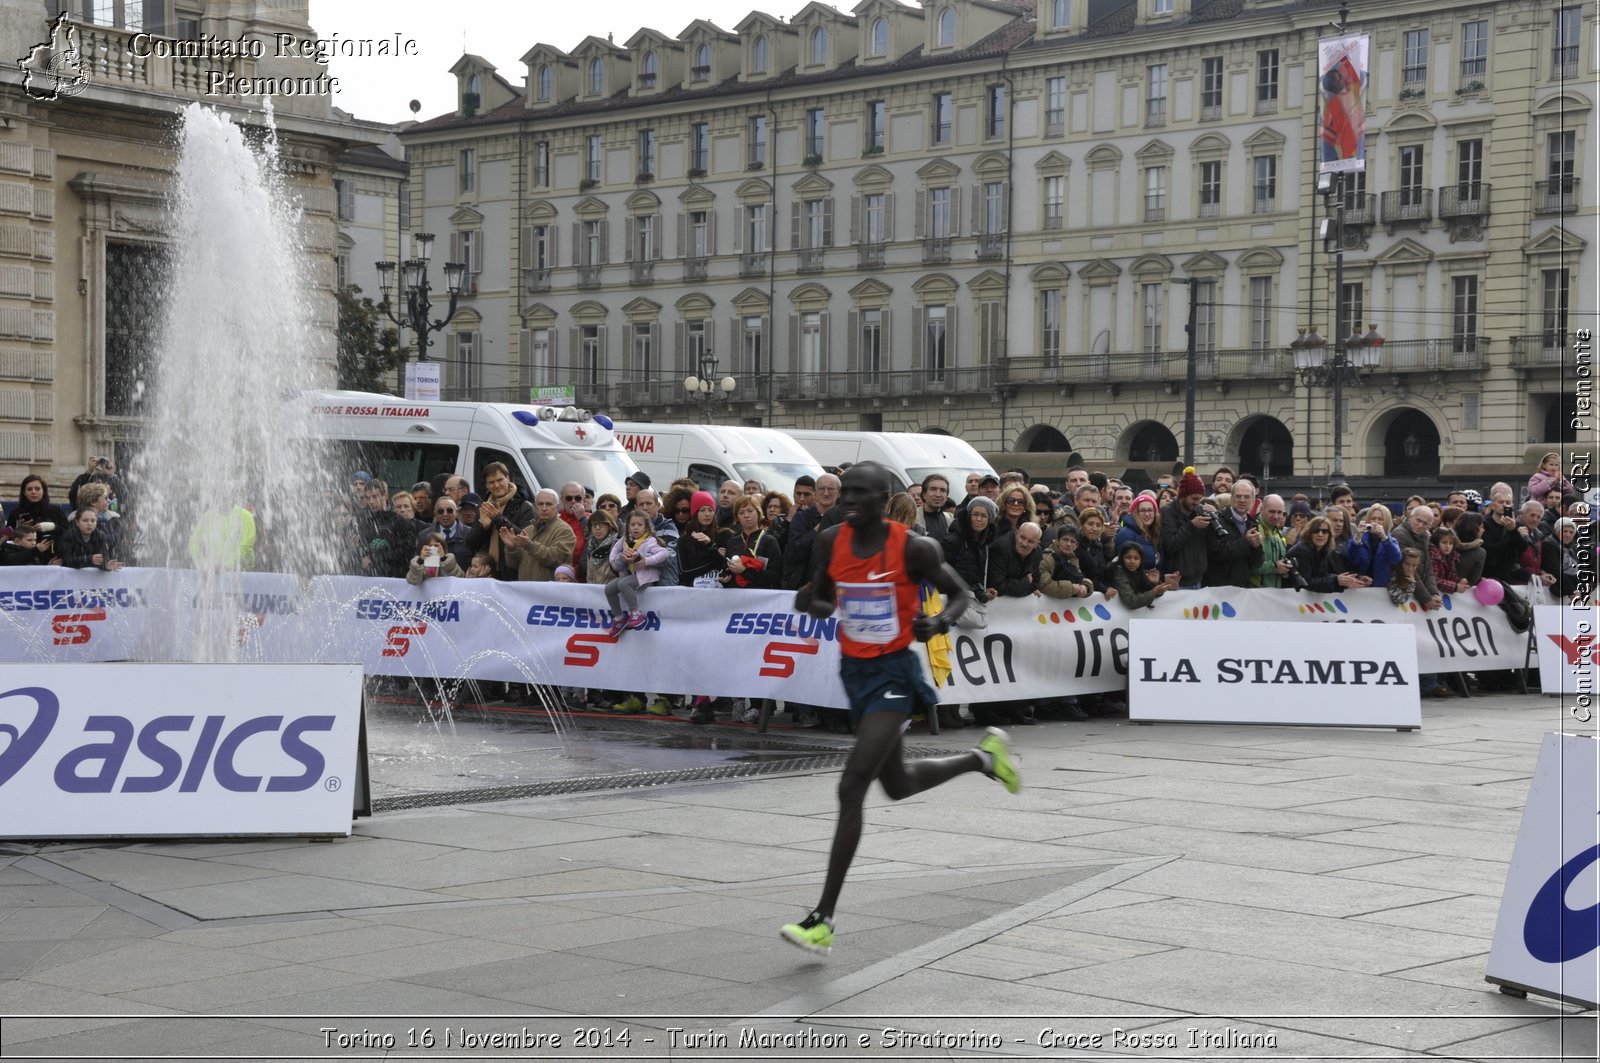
[375,232,466,363]
[684,346,736,423]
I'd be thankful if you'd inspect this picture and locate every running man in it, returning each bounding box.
[780,462,1021,956]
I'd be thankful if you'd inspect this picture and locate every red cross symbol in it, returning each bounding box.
[574,426,587,440]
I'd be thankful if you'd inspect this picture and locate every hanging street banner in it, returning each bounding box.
[1533,605,1595,698]
[404,360,440,402]
[1486,733,1600,1009]
[1128,619,1421,728]
[0,570,1526,708]
[1319,33,1369,174]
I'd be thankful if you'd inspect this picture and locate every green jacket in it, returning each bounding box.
[1253,525,1288,587]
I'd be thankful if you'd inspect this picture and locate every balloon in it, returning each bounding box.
[1474,579,1504,606]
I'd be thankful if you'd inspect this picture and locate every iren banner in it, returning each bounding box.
[0,570,1525,707]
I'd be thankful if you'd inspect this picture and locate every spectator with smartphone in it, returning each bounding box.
[1347,506,1403,587]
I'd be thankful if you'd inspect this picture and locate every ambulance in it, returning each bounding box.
[301,391,639,499]
[611,422,823,494]
[780,429,996,503]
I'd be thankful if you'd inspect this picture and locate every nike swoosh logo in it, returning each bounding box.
[883,692,906,700]
[867,569,897,580]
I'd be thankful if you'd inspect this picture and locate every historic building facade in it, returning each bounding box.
[0,0,381,487]
[401,0,1594,483]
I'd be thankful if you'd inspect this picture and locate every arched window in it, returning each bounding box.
[695,43,711,76]
[641,51,657,86]
[536,64,551,100]
[588,57,604,95]
[937,9,955,47]
[871,18,888,56]
[752,34,769,73]
[468,74,481,96]
[811,26,828,65]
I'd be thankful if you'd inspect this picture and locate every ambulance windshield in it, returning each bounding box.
[522,448,637,499]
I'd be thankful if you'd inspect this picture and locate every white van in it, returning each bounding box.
[302,390,639,499]
[780,429,996,503]
[612,422,824,494]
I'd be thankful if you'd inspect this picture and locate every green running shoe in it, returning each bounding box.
[615,696,645,714]
[977,727,1021,794]
[780,912,833,956]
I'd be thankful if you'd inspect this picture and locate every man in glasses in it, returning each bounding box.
[783,473,841,591]
[558,480,588,574]
[421,494,472,570]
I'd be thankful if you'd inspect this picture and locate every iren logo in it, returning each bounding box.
[0,686,59,787]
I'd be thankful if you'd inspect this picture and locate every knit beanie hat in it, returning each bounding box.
[1133,491,1159,514]
[690,490,717,515]
[554,564,576,581]
[968,496,999,520]
[1178,466,1206,498]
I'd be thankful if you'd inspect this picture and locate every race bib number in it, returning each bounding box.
[838,582,899,644]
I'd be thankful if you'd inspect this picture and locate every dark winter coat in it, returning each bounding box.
[987,531,1042,598]
[1284,540,1347,594]
[719,526,784,589]
[1205,508,1262,588]
[58,525,114,569]
[1159,499,1210,585]
[941,509,997,593]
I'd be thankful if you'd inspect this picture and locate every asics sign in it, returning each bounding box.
[1486,733,1600,1009]
[0,663,363,839]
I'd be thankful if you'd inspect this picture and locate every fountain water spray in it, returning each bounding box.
[133,103,336,660]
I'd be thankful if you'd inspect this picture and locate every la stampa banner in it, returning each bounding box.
[0,569,1526,708]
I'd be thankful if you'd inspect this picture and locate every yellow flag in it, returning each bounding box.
[920,583,953,687]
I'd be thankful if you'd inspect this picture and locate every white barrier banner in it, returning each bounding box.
[0,570,1526,707]
[1128,619,1420,728]
[0,567,188,663]
[1533,606,1596,698]
[1487,733,1600,1008]
[0,663,363,838]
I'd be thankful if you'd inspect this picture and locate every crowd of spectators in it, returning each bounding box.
[4,448,1593,726]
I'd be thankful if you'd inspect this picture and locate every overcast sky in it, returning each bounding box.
[312,1,774,126]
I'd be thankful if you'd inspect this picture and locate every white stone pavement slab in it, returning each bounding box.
[0,693,1591,1062]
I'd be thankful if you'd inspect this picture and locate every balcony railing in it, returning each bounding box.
[1198,200,1220,219]
[1044,117,1065,137]
[1255,95,1278,115]
[797,248,826,273]
[563,349,1314,409]
[739,253,767,277]
[523,267,551,293]
[576,265,602,289]
[1509,334,1569,368]
[691,65,712,80]
[976,233,1006,260]
[1200,101,1222,122]
[1534,179,1578,213]
[1380,189,1433,225]
[1338,193,1377,227]
[1438,184,1491,219]
[1368,337,1486,372]
[857,243,885,269]
[922,236,952,264]
[683,256,708,281]
[76,22,256,96]
[1145,104,1167,128]
[630,260,655,285]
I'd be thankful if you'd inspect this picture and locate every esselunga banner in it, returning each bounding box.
[0,569,1526,708]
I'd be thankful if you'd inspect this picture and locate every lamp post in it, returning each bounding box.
[1290,320,1383,486]
[684,346,736,424]
[375,233,466,363]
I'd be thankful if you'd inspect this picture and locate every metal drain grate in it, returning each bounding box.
[370,742,952,813]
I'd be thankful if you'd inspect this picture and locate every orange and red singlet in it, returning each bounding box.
[828,521,920,659]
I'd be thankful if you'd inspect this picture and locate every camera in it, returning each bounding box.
[1283,557,1309,591]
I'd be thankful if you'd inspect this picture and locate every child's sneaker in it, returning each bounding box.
[605,616,627,638]
[624,610,647,630]
[976,727,1021,795]
[779,912,833,956]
